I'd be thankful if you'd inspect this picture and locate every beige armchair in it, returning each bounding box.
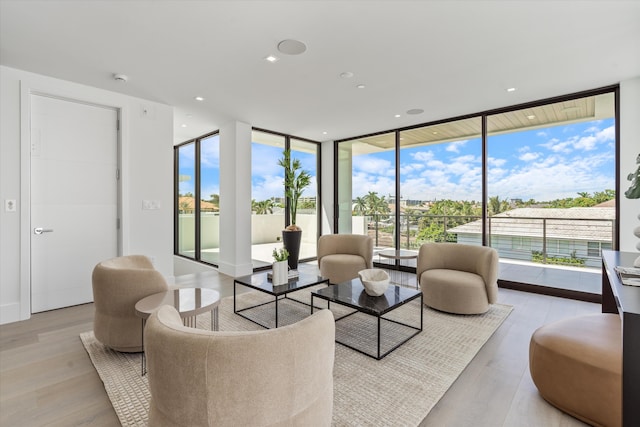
[416,242,498,314]
[145,305,335,427]
[92,255,168,352]
[317,234,373,284]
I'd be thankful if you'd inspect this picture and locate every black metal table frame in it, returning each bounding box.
[311,290,423,360]
[233,278,329,329]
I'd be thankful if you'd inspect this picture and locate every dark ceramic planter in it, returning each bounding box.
[282,229,302,270]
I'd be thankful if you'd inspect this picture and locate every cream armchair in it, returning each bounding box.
[145,305,335,427]
[317,234,373,284]
[416,242,499,314]
[92,255,168,352]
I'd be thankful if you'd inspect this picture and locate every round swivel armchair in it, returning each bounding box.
[317,234,373,284]
[145,305,335,426]
[416,242,498,314]
[92,255,168,352]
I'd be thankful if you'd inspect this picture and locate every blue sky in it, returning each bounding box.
[178,137,317,202]
[179,118,615,204]
[352,118,615,202]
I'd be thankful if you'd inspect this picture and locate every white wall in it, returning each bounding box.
[0,66,174,324]
[620,77,640,253]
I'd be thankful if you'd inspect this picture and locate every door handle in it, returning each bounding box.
[34,227,54,235]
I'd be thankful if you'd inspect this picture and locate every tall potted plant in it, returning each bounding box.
[278,148,311,270]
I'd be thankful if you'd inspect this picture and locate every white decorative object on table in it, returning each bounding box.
[358,268,390,296]
[271,260,289,285]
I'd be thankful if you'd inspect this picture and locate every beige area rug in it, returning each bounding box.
[81,288,512,426]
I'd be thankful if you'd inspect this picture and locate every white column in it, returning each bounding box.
[218,120,253,277]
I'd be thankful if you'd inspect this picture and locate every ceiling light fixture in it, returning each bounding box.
[195,96,204,101]
[181,124,187,128]
[277,39,307,55]
[113,74,128,83]
[339,71,354,79]
[506,87,517,92]
[394,114,401,118]
[527,115,536,120]
[356,84,366,89]
[406,109,424,115]
[264,55,279,63]
[322,131,328,135]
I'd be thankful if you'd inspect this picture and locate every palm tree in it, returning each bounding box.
[254,199,275,215]
[353,196,367,214]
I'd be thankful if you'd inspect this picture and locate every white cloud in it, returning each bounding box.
[519,152,540,162]
[488,152,614,201]
[445,140,468,153]
[411,151,435,162]
[540,125,615,154]
[353,156,394,175]
[488,157,507,167]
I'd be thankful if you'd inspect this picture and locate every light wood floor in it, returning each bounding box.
[0,268,596,427]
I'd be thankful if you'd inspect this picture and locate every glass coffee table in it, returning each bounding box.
[377,249,418,288]
[234,264,329,329]
[311,279,423,360]
[135,287,220,375]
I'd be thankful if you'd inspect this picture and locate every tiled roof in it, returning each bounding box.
[449,207,615,241]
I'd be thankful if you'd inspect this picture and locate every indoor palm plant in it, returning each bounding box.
[278,148,311,270]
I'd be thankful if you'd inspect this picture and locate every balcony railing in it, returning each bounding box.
[360,213,614,269]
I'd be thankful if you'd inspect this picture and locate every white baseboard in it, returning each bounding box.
[0,302,23,325]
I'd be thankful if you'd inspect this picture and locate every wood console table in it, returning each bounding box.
[601,250,640,427]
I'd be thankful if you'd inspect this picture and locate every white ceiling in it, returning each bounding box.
[1,0,639,144]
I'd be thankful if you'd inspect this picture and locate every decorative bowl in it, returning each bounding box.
[358,269,390,296]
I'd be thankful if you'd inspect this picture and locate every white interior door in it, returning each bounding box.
[30,94,119,313]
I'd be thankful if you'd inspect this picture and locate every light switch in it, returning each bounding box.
[5,199,16,212]
[142,200,161,210]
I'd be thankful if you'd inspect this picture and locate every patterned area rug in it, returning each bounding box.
[81,288,512,426]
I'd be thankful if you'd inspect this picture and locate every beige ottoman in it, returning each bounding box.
[529,314,622,427]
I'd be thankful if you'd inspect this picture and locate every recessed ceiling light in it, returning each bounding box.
[506,87,517,92]
[339,72,354,79]
[322,131,328,135]
[356,84,366,89]
[432,131,439,135]
[277,39,307,55]
[406,109,424,115]
[527,115,536,120]
[394,114,401,118]
[195,96,204,101]
[181,124,187,128]
[113,73,128,83]
[264,55,279,63]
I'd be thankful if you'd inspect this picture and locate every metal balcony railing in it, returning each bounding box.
[363,213,614,269]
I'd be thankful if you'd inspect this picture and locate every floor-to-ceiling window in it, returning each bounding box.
[399,118,483,250]
[174,132,220,265]
[176,129,320,271]
[336,132,396,246]
[251,130,286,268]
[250,130,321,269]
[176,141,196,259]
[484,92,616,294]
[291,137,319,262]
[199,134,221,265]
[335,87,618,297]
